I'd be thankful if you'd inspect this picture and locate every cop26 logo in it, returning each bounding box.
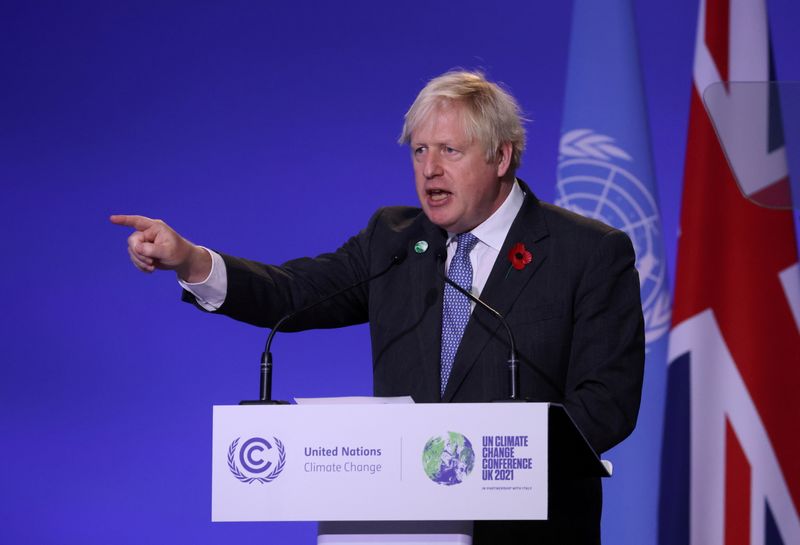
[227,436,286,484]
[557,129,671,344]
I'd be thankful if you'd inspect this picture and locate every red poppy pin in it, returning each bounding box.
[508,242,533,271]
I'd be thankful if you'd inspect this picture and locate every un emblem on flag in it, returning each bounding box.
[556,129,671,344]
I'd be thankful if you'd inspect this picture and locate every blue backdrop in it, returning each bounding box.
[2,1,798,543]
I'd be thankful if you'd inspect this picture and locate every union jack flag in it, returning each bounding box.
[659,1,800,545]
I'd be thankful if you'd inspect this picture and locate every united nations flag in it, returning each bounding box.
[556,2,672,545]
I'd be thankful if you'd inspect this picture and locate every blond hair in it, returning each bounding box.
[399,70,526,175]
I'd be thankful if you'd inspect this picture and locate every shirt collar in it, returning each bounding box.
[446,179,525,250]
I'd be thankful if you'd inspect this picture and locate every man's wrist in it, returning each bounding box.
[176,245,213,283]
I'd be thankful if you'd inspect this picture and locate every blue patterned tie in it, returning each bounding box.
[440,232,479,397]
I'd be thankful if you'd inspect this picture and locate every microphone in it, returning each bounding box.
[435,248,522,401]
[240,248,409,405]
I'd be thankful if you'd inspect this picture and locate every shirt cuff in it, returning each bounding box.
[178,247,227,310]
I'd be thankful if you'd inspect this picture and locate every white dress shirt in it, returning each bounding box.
[443,180,525,304]
[179,247,227,310]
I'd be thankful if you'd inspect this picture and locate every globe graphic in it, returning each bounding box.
[422,432,475,485]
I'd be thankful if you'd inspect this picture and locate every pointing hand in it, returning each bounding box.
[110,215,211,282]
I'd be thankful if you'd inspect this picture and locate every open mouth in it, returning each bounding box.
[427,188,452,203]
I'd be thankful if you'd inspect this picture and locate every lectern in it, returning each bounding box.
[212,402,609,522]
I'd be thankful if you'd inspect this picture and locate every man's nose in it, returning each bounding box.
[423,153,443,179]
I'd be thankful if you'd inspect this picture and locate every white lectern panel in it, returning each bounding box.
[212,403,548,521]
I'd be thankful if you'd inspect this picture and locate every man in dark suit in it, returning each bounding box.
[112,70,644,544]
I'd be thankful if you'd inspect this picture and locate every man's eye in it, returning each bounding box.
[414,146,426,155]
[444,146,458,154]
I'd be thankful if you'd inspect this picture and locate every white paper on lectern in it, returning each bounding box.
[294,396,415,405]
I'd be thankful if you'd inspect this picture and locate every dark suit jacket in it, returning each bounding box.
[195,183,645,544]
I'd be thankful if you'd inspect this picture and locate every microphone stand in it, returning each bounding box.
[437,271,521,401]
[240,251,408,405]
[239,346,287,405]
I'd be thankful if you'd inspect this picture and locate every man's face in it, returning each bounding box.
[411,102,511,234]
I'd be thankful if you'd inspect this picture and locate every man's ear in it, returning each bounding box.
[496,142,513,178]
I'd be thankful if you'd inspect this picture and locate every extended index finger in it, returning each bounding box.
[109,214,155,231]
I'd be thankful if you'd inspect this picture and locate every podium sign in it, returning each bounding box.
[212,403,549,521]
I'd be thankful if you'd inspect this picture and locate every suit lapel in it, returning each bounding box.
[442,188,550,402]
[409,218,447,402]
